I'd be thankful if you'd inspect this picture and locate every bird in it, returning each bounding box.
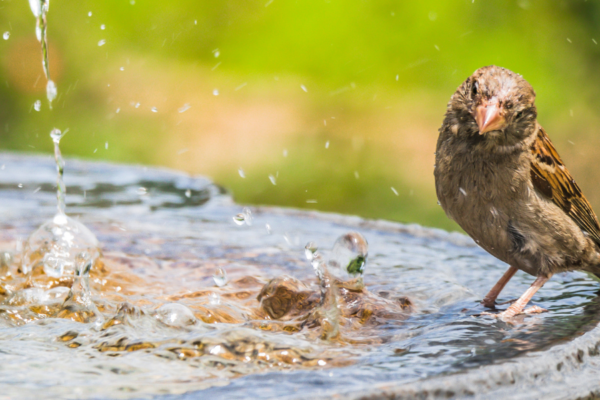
[434,65,600,318]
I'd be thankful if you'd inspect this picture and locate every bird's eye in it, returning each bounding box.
[471,81,478,97]
[515,110,524,120]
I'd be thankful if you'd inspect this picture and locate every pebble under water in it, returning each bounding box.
[2,154,600,399]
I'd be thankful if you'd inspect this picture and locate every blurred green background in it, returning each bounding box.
[1,0,600,231]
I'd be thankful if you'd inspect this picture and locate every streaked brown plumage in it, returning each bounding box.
[434,65,600,318]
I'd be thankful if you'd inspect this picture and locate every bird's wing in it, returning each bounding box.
[530,126,600,246]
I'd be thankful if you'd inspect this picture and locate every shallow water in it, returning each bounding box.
[1,153,600,399]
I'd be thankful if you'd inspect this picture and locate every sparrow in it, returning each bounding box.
[434,65,600,318]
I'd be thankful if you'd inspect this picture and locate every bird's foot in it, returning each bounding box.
[496,298,518,305]
[479,305,547,319]
[523,305,547,314]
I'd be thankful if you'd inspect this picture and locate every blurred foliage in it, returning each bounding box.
[1,0,600,231]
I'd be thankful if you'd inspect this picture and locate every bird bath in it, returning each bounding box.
[1,153,600,399]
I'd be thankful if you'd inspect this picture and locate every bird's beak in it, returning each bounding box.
[475,100,506,135]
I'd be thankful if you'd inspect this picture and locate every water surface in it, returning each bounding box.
[1,153,600,399]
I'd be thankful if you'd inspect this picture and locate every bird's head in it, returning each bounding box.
[448,66,538,146]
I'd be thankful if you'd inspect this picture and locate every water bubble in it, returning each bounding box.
[178,103,191,113]
[119,66,124,71]
[3,32,9,40]
[301,84,308,92]
[100,24,105,30]
[185,189,191,198]
[213,89,219,96]
[154,303,197,327]
[151,107,158,113]
[330,232,368,277]
[88,11,92,17]
[134,102,140,108]
[304,242,318,261]
[238,168,245,178]
[213,49,220,58]
[269,174,277,185]
[22,214,100,278]
[34,100,42,112]
[213,267,228,287]
[98,39,106,46]
[46,80,57,104]
[325,141,330,149]
[233,207,253,226]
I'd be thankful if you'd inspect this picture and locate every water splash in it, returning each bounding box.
[310,252,341,340]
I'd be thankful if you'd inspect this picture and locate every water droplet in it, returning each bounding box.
[33,100,42,112]
[98,39,106,46]
[304,242,318,261]
[265,223,272,234]
[232,207,252,226]
[134,102,140,108]
[213,267,228,287]
[185,189,191,198]
[3,32,9,40]
[213,89,219,96]
[269,174,277,185]
[391,187,399,196]
[29,0,41,17]
[88,11,92,17]
[105,142,108,150]
[116,108,120,113]
[50,128,64,144]
[238,168,245,178]
[318,360,327,366]
[301,84,308,92]
[330,232,368,276]
[459,187,467,196]
[46,80,57,104]
[213,48,220,58]
[325,141,330,149]
[178,103,191,113]
[209,292,221,305]
[283,149,288,157]
[100,24,105,30]
[154,303,197,327]
[120,66,124,71]
[151,107,158,113]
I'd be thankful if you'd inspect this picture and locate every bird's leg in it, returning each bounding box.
[481,265,518,308]
[498,275,550,318]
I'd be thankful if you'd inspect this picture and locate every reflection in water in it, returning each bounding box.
[1,154,600,399]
